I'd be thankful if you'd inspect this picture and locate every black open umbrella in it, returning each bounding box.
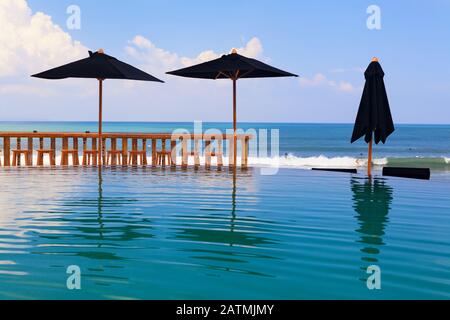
[351,58,394,176]
[32,49,163,165]
[167,49,297,167]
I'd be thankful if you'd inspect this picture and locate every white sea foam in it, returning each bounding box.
[248,155,385,169]
[372,157,389,166]
[3,154,388,170]
[445,158,450,164]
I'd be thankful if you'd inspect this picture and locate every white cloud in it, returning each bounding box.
[239,37,263,58]
[299,73,356,93]
[299,73,329,87]
[0,2,293,122]
[125,35,264,75]
[0,0,87,77]
[338,81,355,92]
[124,36,180,75]
[180,37,263,67]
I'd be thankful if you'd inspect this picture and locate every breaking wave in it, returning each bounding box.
[248,154,450,171]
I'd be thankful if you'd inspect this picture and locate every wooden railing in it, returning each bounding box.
[0,132,252,168]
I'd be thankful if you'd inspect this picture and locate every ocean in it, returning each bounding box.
[1,122,449,171]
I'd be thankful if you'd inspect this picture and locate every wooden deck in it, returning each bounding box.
[0,132,251,168]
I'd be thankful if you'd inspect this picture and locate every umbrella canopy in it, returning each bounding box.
[32,50,163,82]
[167,51,297,79]
[32,49,163,165]
[167,49,297,167]
[351,58,394,144]
[351,58,394,176]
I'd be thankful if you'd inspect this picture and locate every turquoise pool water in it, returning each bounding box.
[0,167,449,299]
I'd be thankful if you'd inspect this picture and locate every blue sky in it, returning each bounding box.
[1,0,449,123]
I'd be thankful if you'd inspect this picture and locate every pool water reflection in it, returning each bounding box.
[0,167,449,299]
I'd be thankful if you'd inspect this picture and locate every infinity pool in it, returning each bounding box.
[0,167,449,299]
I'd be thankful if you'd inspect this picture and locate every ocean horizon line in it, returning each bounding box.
[0,120,449,126]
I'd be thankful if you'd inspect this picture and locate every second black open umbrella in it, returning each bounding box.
[167,49,297,167]
[32,49,163,165]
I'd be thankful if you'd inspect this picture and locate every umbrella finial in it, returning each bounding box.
[371,57,379,62]
[97,48,105,54]
[231,48,238,54]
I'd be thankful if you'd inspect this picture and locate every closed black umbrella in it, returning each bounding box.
[32,49,163,165]
[351,58,394,176]
[167,49,297,167]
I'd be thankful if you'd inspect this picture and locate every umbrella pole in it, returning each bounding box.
[98,79,103,166]
[368,138,373,177]
[232,78,237,168]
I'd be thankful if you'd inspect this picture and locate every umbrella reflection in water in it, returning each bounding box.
[34,167,155,286]
[351,177,393,281]
[173,169,280,278]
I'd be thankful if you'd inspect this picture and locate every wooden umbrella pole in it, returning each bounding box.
[98,79,103,166]
[232,78,237,168]
[368,138,373,177]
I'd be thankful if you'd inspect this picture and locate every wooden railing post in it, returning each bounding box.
[170,139,176,167]
[131,138,137,165]
[27,137,33,166]
[122,137,128,166]
[38,138,44,166]
[143,139,148,165]
[102,137,106,165]
[92,138,97,166]
[51,138,56,165]
[193,139,200,167]
[3,137,10,166]
[61,137,68,165]
[73,137,79,166]
[110,138,117,165]
[151,139,157,167]
[205,139,211,168]
[16,138,22,166]
[242,136,249,168]
[217,138,223,167]
[228,136,235,167]
[161,139,166,167]
[82,137,87,165]
[181,136,188,168]
[247,136,250,166]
